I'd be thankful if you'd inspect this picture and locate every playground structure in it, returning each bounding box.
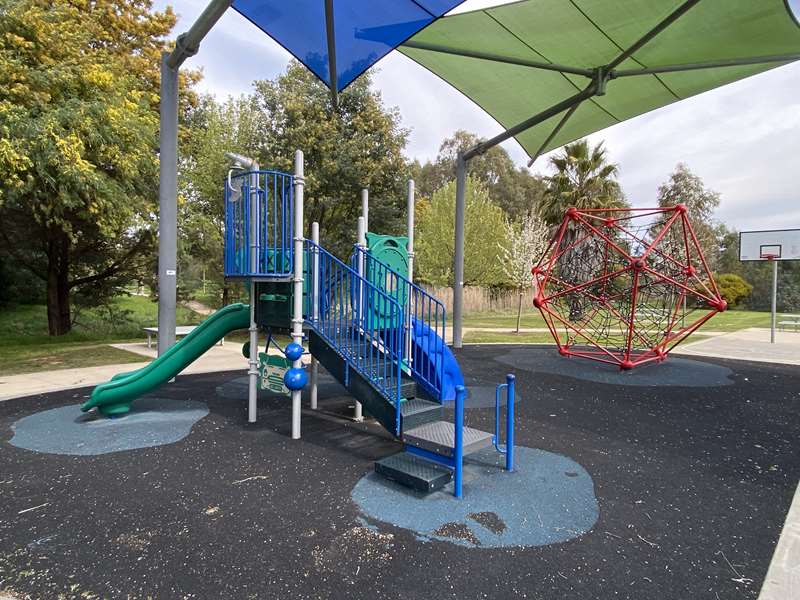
[83,151,515,498]
[532,206,726,369]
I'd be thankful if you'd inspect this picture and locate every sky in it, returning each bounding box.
[153,0,800,233]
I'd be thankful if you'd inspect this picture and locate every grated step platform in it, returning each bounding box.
[401,398,442,431]
[403,420,494,458]
[375,452,452,493]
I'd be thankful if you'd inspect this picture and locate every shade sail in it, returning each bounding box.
[400,0,800,160]
[231,0,466,93]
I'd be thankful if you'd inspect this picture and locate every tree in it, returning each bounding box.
[0,0,194,335]
[538,139,628,226]
[499,212,549,332]
[178,94,265,305]
[415,177,507,287]
[250,62,411,256]
[715,273,753,308]
[657,163,721,270]
[415,130,548,220]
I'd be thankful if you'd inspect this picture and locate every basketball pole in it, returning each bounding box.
[770,257,778,344]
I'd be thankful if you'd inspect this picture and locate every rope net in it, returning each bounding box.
[532,206,726,369]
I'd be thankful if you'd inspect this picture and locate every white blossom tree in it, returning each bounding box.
[500,212,550,333]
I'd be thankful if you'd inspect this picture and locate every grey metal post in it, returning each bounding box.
[361,188,369,233]
[453,155,467,348]
[247,166,260,423]
[157,52,178,357]
[771,258,778,344]
[157,0,233,356]
[406,180,415,365]
[291,150,305,439]
[354,216,366,422]
[310,221,320,410]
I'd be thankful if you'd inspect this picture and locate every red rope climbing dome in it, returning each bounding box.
[532,206,726,370]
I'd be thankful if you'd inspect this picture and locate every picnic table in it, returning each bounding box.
[143,326,225,349]
[778,314,800,332]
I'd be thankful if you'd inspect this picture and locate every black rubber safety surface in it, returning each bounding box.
[1,347,798,599]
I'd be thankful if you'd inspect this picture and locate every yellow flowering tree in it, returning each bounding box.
[0,0,194,335]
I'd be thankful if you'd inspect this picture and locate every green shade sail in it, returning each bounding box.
[400,0,800,161]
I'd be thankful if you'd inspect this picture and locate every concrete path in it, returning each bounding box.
[0,342,249,402]
[759,481,800,599]
[673,328,800,365]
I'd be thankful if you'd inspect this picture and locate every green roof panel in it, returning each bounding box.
[401,0,800,159]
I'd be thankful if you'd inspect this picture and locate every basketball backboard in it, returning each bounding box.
[739,229,800,261]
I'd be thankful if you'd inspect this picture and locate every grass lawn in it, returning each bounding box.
[0,344,147,377]
[461,308,771,332]
[0,296,201,376]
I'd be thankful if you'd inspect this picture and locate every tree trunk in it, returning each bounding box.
[222,284,230,307]
[516,289,523,334]
[46,234,72,336]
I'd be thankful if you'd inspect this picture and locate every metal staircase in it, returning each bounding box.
[304,240,506,497]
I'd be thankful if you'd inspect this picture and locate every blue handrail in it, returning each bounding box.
[224,170,294,278]
[350,245,447,401]
[493,374,515,472]
[304,240,405,435]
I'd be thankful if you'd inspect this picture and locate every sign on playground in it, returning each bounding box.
[258,353,290,395]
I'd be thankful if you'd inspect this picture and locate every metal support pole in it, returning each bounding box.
[157,53,178,357]
[405,180,415,365]
[246,164,260,423]
[505,373,515,472]
[354,216,366,422]
[771,259,778,344]
[453,384,465,498]
[453,155,467,348]
[310,221,320,410]
[291,150,305,439]
[324,0,338,108]
[247,288,258,422]
[156,0,231,358]
[361,189,369,234]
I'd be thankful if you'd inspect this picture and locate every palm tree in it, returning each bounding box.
[538,140,628,226]
[538,140,628,324]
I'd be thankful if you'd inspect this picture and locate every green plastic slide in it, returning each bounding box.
[81,303,251,417]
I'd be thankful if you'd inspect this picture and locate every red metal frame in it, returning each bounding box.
[532,205,727,370]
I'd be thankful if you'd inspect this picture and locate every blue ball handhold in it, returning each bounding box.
[284,367,308,391]
[284,342,304,362]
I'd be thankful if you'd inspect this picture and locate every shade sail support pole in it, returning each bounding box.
[157,0,231,359]
[464,80,598,160]
[527,100,583,167]
[166,0,232,68]
[605,0,703,71]
[453,154,467,349]
[612,53,800,77]
[402,40,594,78]
[325,0,338,108]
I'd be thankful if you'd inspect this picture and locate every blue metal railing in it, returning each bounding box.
[224,170,293,278]
[493,374,516,472]
[305,240,405,435]
[350,246,447,401]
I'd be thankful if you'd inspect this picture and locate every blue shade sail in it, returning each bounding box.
[231,0,466,92]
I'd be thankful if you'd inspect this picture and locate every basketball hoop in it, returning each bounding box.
[761,254,779,261]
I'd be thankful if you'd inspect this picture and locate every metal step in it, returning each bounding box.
[403,420,494,458]
[401,398,442,431]
[374,452,452,493]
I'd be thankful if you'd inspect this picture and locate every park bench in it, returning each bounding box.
[143,326,225,349]
[778,315,800,332]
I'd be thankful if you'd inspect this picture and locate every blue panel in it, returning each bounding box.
[231,0,465,92]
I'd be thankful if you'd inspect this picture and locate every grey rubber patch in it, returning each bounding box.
[495,347,734,387]
[352,446,599,548]
[8,397,208,456]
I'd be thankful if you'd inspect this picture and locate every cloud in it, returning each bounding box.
[154,0,800,232]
